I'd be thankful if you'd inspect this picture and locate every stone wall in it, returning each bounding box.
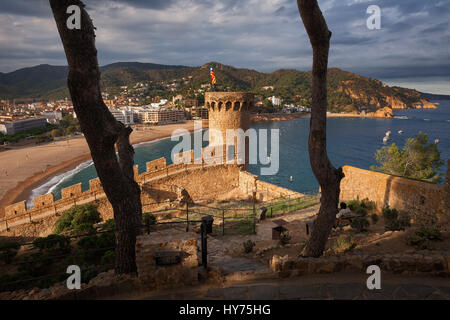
[238,171,303,201]
[135,231,198,289]
[270,252,450,277]
[340,166,449,224]
[1,145,306,236]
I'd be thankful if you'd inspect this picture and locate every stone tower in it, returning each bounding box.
[205,92,254,166]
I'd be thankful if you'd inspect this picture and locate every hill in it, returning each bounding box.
[0,62,438,113]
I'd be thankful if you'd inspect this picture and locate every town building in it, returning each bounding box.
[109,108,135,125]
[0,117,47,135]
[138,108,186,125]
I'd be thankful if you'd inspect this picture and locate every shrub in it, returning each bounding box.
[143,213,156,226]
[33,234,71,254]
[0,242,20,264]
[54,204,101,234]
[370,214,379,225]
[347,200,360,212]
[360,198,375,210]
[18,252,53,277]
[350,216,370,233]
[382,207,410,231]
[243,240,255,253]
[332,235,357,253]
[415,225,442,241]
[101,250,115,265]
[382,207,398,221]
[77,232,115,263]
[405,225,442,250]
[356,207,368,217]
[102,219,115,231]
[279,231,291,246]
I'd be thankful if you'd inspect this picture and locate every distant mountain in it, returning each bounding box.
[420,92,450,101]
[0,62,437,112]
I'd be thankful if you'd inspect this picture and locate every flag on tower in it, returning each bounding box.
[210,65,216,85]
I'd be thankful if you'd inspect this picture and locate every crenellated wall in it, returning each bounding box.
[3,145,301,236]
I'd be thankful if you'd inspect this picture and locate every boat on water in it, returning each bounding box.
[398,130,403,134]
[386,130,392,136]
[395,116,408,120]
[289,176,293,182]
[435,139,440,144]
[383,136,389,144]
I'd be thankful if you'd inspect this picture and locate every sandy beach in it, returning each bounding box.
[0,121,203,216]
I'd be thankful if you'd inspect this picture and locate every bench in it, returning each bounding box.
[305,214,364,235]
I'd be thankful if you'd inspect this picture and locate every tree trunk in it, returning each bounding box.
[297,0,344,257]
[49,0,142,274]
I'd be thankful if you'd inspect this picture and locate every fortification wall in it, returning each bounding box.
[238,171,303,201]
[340,165,449,224]
[1,148,260,236]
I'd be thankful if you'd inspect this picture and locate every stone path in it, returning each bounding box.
[133,273,450,300]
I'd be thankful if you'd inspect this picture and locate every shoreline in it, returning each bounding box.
[0,121,202,216]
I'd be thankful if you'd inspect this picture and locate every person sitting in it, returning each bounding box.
[336,202,351,219]
[333,202,353,229]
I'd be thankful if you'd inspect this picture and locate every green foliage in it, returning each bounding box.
[33,234,71,254]
[360,198,375,210]
[356,207,368,217]
[350,216,370,233]
[405,225,443,250]
[54,204,101,234]
[0,123,57,144]
[0,242,21,264]
[143,213,156,226]
[50,129,62,138]
[347,198,375,214]
[279,231,291,246]
[382,207,411,231]
[371,132,444,183]
[77,232,115,263]
[243,240,255,253]
[332,235,357,253]
[347,200,360,211]
[101,250,115,265]
[382,207,399,221]
[18,252,53,277]
[370,213,379,225]
[102,219,116,231]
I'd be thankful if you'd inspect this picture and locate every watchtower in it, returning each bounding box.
[205,92,254,167]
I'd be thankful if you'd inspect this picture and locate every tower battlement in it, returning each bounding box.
[205,92,254,166]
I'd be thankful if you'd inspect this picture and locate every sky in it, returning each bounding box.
[0,0,449,94]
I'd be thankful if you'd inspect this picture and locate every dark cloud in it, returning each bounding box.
[0,0,449,93]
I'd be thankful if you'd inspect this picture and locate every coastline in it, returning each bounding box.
[0,121,203,216]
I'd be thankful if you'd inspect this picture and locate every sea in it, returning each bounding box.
[27,100,450,206]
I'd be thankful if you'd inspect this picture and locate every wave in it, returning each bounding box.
[27,160,94,208]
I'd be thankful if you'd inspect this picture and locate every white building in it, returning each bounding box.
[138,108,185,125]
[270,96,282,107]
[109,108,135,125]
[0,117,47,135]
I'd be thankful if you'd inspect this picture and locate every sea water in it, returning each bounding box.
[29,100,450,204]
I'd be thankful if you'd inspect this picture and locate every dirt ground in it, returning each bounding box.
[207,204,450,265]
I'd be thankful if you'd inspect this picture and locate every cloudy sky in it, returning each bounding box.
[0,0,449,93]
